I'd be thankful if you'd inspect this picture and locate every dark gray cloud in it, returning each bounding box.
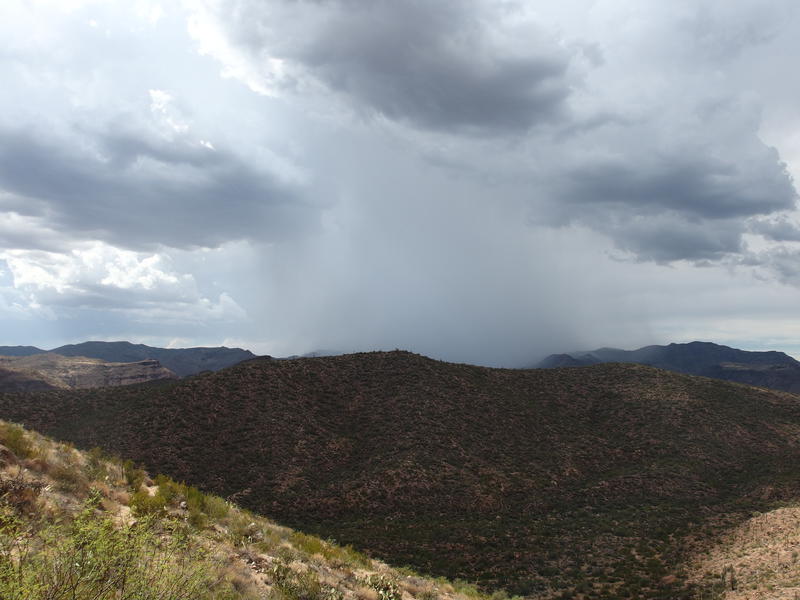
[556,155,795,220]
[606,216,746,263]
[750,216,800,242]
[206,0,574,134]
[532,108,798,263]
[0,124,317,251]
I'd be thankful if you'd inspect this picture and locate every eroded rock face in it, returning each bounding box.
[0,354,178,391]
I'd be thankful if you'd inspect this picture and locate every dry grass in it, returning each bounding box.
[688,505,800,599]
[0,418,509,600]
[355,586,380,600]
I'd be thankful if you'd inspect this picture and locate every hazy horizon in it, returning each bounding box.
[3,337,800,369]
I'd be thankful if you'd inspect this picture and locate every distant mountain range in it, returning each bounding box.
[4,350,800,597]
[537,341,800,393]
[0,341,257,377]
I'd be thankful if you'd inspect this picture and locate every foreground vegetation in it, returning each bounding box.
[4,352,800,597]
[0,419,513,600]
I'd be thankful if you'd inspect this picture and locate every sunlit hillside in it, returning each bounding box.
[0,418,507,600]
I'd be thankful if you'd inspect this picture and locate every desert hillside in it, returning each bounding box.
[0,353,177,391]
[0,418,494,600]
[3,351,800,598]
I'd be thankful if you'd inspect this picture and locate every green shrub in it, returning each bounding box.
[228,512,261,546]
[122,459,145,490]
[337,544,371,568]
[188,507,208,529]
[0,422,34,459]
[130,488,169,516]
[254,528,283,553]
[185,485,206,512]
[85,446,110,480]
[451,580,483,598]
[365,574,402,600]
[50,461,90,494]
[270,560,325,600]
[203,494,230,520]
[0,499,231,600]
[290,531,326,557]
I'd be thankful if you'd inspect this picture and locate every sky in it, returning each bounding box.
[1,0,800,366]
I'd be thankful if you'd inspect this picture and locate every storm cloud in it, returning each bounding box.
[193,0,576,134]
[0,115,315,251]
[0,0,799,364]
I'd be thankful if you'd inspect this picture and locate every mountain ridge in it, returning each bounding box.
[0,341,258,377]
[536,341,800,393]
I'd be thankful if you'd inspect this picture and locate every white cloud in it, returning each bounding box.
[0,243,247,324]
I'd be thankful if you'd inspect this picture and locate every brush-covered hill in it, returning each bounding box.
[536,341,800,393]
[0,419,491,600]
[3,351,800,598]
[0,353,177,392]
[0,365,60,392]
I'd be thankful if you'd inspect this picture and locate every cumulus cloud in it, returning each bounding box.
[188,0,577,134]
[1,243,246,322]
[0,1,319,254]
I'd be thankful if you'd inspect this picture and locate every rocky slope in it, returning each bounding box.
[0,353,177,391]
[537,341,800,393]
[3,351,800,598]
[0,418,491,600]
[686,505,800,599]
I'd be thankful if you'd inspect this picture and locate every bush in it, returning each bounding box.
[269,560,327,600]
[85,446,110,480]
[365,574,402,600]
[0,472,43,513]
[0,423,34,459]
[50,461,90,494]
[122,459,145,490]
[203,494,230,520]
[130,488,169,516]
[290,531,326,556]
[228,512,261,546]
[0,498,232,600]
[155,474,182,504]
